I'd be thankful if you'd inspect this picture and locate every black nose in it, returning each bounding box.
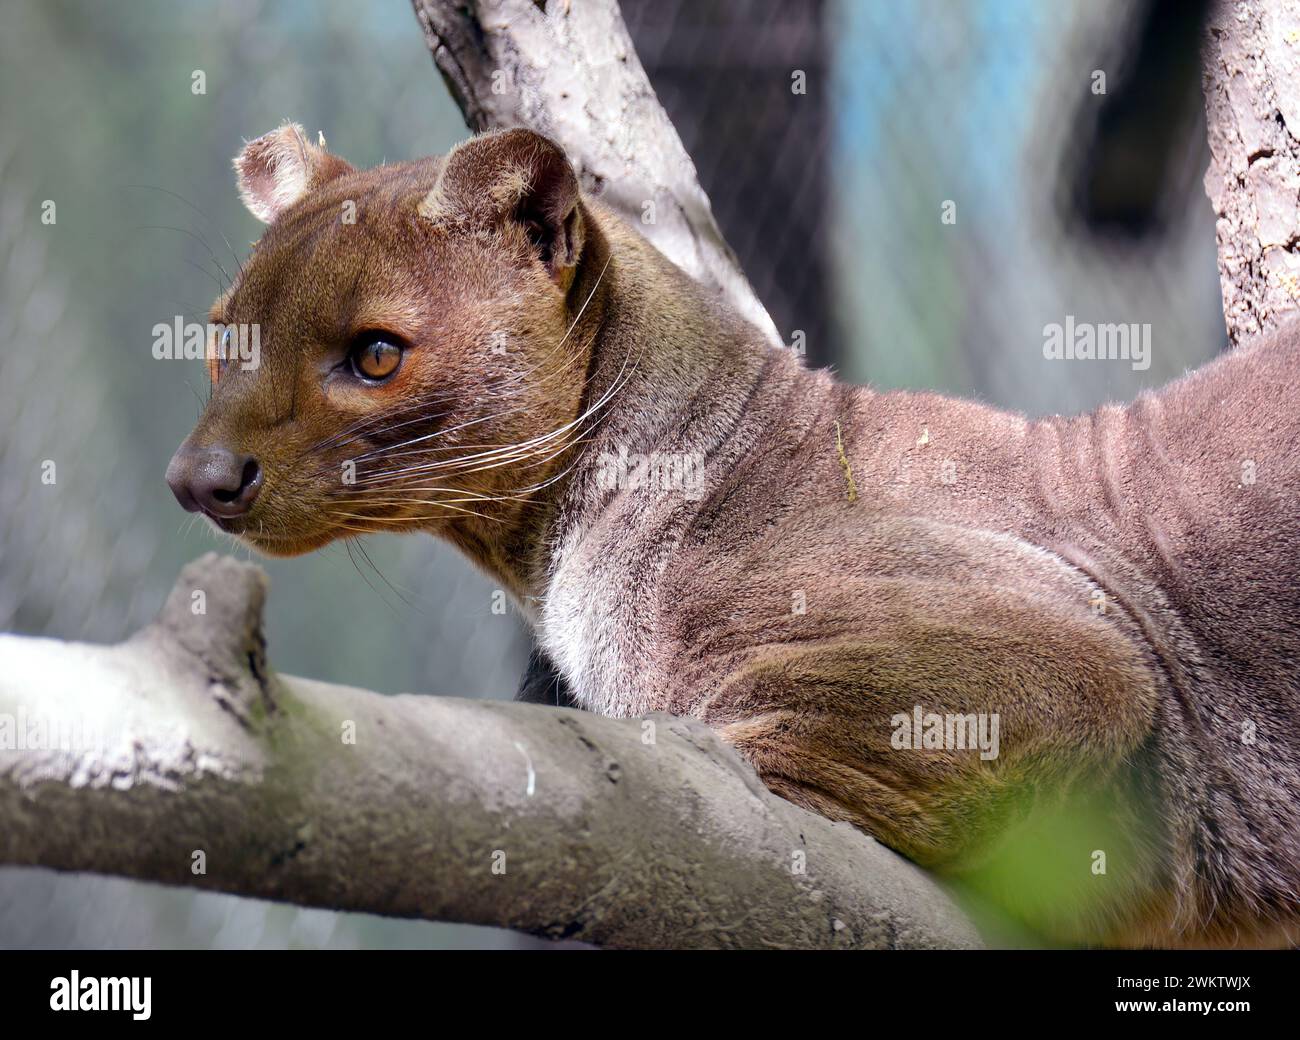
[166,443,262,518]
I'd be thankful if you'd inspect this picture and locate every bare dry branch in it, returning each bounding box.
[0,554,982,949]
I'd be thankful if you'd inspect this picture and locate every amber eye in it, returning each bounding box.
[349,336,403,382]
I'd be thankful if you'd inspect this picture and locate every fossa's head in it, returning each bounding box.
[167,123,594,558]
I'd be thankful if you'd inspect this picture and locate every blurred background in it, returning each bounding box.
[0,0,1225,948]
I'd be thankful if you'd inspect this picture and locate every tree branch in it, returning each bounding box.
[1202,0,1300,344]
[408,0,783,346]
[0,554,981,949]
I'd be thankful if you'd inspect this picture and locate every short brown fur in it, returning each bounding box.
[172,126,1300,946]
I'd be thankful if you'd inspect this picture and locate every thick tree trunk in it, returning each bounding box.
[1202,0,1300,343]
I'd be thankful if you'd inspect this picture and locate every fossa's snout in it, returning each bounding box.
[166,442,262,519]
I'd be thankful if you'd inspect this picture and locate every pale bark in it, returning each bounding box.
[0,554,981,949]
[1202,0,1300,343]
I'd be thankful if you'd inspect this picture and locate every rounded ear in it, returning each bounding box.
[419,128,584,283]
[233,122,354,223]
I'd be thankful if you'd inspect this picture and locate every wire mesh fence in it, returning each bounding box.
[0,0,1225,948]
